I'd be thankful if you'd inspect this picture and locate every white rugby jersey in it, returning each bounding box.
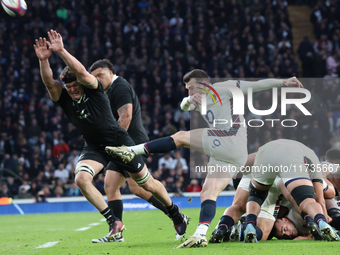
[181,79,283,140]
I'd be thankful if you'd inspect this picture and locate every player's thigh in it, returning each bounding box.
[285,178,313,192]
[105,170,127,191]
[201,176,231,201]
[172,129,204,153]
[232,182,250,207]
[126,177,153,199]
[75,147,108,178]
[128,165,148,181]
[75,159,104,184]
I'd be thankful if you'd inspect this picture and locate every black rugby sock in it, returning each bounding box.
[199,200,216,227]
[314,213,326,224]
[246,214,257,226]
[219,215,234,230]
[108,200,123,221]
[148,196,169,216]
[100,207,118,226]
[143,137,177,154]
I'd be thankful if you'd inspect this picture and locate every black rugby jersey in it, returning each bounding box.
[56,81,127,149]
[106,76,149,144]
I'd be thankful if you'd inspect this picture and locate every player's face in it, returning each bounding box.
[91,67,113,90]
[274,218,298,239]
[185,78,207,96]
[65,80,84,100]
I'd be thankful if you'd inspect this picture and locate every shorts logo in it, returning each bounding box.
[212,139,221,148]
[137,163,141,168]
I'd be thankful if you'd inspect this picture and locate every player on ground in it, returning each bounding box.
[106,70,303,248]
[33,30,188,243]
[243,139,340,242]
[324,149,340,193]
[210,150,334,243]
[89,60,171,242]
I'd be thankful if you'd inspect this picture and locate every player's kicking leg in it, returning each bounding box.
[105,130,204,163]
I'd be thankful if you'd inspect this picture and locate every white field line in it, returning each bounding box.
[35,241,59,248]
[75,227,91,231]
[89,223,100,226]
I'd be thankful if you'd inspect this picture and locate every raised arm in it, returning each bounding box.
[46,29,98,89]
[215,77,303,94]
[33,37,62,102]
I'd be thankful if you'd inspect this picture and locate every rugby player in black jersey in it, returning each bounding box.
[33,30,188,243]
[89,59,174,242]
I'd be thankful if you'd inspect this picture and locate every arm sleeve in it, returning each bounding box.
[238,79,284,94]
[180,97,196,111]
[214,79,284,94]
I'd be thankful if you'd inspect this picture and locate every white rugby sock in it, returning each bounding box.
[128,144,147,155]
[193,224,209,237]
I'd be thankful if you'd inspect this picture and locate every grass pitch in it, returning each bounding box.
[1,208,339,255]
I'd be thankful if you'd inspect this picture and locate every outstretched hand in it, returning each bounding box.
[33,37,52,60]
[283,77,304,88]
[46,29,64,53]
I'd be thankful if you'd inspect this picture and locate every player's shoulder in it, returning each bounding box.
[55,87,70,103]
[113,76,132,88]
[213,79,241,88]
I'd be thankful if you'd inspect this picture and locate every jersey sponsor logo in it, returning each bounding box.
[212,139,221,148]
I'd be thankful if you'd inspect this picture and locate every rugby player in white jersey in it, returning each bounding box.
[106,70,303,248]
[243,139,340,242]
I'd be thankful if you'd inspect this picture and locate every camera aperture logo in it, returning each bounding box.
[197,82,222,107]
[198,80,312,128]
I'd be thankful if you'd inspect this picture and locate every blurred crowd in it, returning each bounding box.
[0,0,340,200]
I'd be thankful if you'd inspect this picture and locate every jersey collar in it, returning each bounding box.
[104,74,119,94]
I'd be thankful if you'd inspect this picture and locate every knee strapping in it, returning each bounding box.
[290,185,315,206]
[247,182,269,206]
[74,163,95,177]
[135,170,151,185]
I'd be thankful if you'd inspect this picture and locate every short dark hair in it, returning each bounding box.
[59,66,77,84]
[325,149,340,163]
[183,69,209,84]
[89,59,116,74]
